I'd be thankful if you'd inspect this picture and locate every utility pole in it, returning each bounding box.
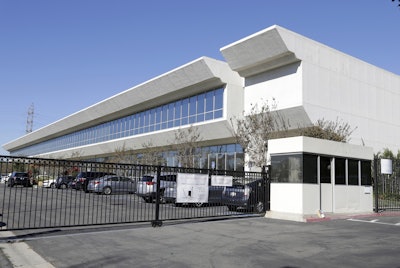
[26,103,34,134]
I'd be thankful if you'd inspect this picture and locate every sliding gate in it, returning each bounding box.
[374,157,400,212]
[0,156,269,230]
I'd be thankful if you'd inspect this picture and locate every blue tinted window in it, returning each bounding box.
[205,112,213,120]
[205,91,214,112]
[174,101,181,127]
[197,94,205,114]
[168,103,174,128]
[189,96,197,116]
[214,110,223,118]
[215,88,223,110]
[168,103,174,121]
[156,107,161,123]
[12,87,225,156]
[174,101,181,118]
[181,98,189,118]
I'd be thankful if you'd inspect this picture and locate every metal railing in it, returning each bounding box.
[374,157,400,212]
[0,156,269,230]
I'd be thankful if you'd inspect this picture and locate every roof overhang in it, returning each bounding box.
[4,56,242,152]
[220,25,301,77]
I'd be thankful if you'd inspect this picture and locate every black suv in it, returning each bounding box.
[7,172,31,187]
[221,178,266,213]
[55,175,75,189]
[74,171,115,192]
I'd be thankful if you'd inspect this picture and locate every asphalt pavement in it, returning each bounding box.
[1,212,400,268]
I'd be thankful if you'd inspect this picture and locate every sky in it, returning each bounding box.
[0,1,399,155]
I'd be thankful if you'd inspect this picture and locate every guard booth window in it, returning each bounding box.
[271,154,302,183]
[271,153,317,184]
[335,158,346,185]
[320,157,331,183]
[361,160,372,185]
[303,154,318,184]
[348,159,359,185]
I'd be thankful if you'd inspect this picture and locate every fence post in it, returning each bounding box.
[374,157,379,213]
[262,165,270,212]
[152,166,163,227]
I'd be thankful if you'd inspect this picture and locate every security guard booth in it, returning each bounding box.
[266,136,373,221]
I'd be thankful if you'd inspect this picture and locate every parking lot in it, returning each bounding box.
[0,182,246,231]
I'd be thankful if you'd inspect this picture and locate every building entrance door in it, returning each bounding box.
[320,156,333,213]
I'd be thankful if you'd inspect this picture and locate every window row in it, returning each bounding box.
[13,88,224,156]
[95,143,244,171]
[271,154,372,185]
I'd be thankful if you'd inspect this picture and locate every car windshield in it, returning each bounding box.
[160,175,176,182]
[232,178,261,186]
[140,176,154,182]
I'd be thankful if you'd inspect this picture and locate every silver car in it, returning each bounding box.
[87,175,136,195]
[136,174,176,203]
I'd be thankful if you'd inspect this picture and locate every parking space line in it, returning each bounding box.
[348,218,400,226]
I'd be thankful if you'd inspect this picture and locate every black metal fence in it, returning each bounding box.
[374,157,400,212]
[0,156,269,230]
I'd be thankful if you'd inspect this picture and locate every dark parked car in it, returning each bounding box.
[55,176,75,189]
[74,171,115,192]
[174,185,225,207]
[87,175,136,195]
[221,178,266,213]
[7,172,31,187]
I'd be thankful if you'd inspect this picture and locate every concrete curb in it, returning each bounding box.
[0,231,55,268]
[266,210,400,223]
[305,211,400,222]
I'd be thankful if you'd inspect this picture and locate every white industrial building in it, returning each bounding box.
[3,24,400,167]
[5,24,397,218]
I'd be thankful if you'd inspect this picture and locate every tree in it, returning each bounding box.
[70,150,83,160]
[139,140,166,165]
[230,99,290,169]
[171,125,202,168]
[375,148,400,160]
[230,99,357,170]
[299,117,356,143]
[109,141,165,165]
[110,142,132,164]
[107,126,203,167]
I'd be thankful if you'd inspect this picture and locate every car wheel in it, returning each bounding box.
[227,205,237,211]
[60,184,67,189]
[193,202,203,208]
[50,183,56,189]
[143,197,152,203]
[156,194,165,204]
[254,201,264,213]
[175,203,182,207]
[103,187,112,195]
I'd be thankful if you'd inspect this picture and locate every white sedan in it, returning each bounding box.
[42,179,57,188]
